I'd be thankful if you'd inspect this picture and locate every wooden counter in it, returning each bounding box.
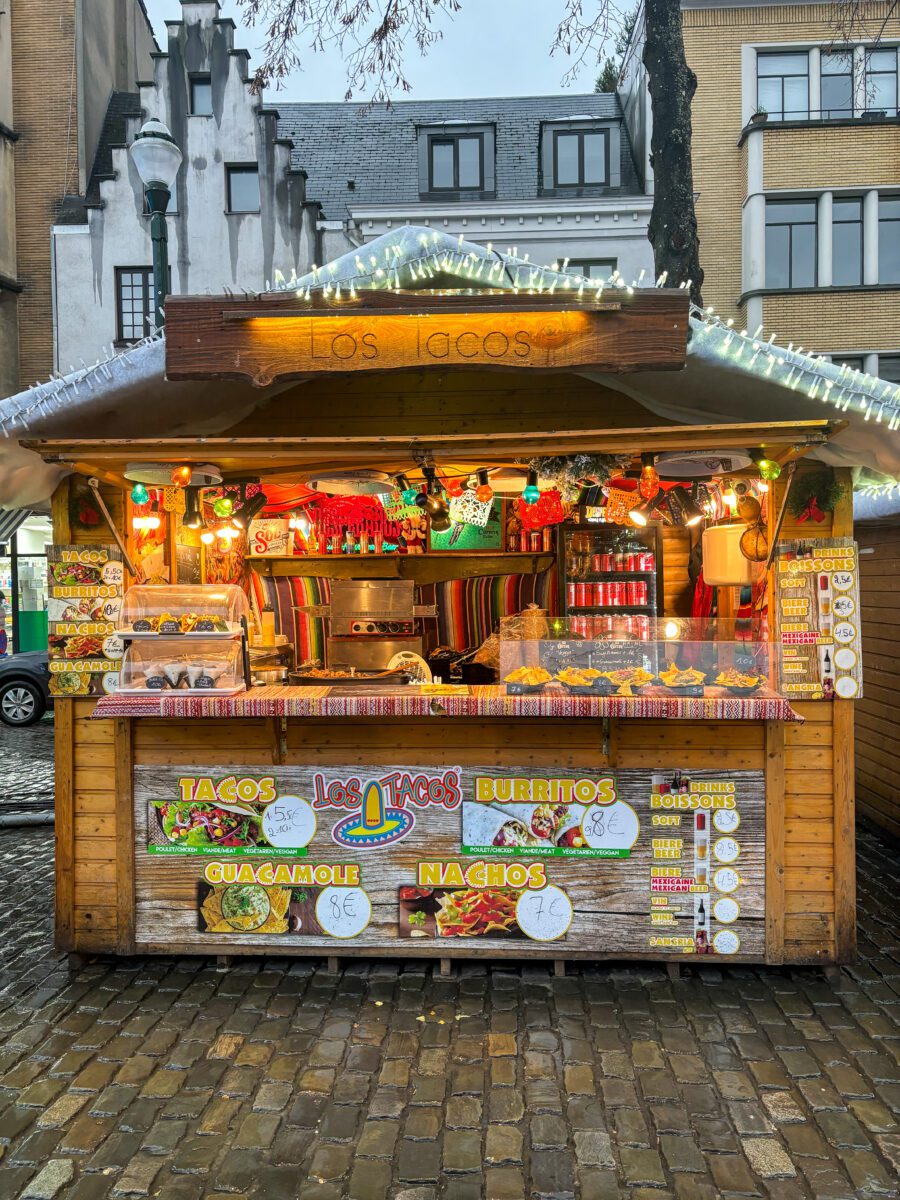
[56,700,849,967]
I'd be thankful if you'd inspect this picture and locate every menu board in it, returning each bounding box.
[47,545,124,697]
[134,764,765,959]
[774,538,862,700]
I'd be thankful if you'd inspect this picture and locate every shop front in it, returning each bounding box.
[23,260,868,973]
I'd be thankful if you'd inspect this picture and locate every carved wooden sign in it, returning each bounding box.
[165,290,689,386]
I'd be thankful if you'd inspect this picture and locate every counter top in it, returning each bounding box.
[91,684,801,722]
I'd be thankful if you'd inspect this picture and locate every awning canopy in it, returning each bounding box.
[2,226,899,508]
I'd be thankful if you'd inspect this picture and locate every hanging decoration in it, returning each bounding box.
[787,469,846,524]
[740,522,769,562]
[637,453,660,501]
[161,486,186,514]
[528,454,623,504]
[449,488,493,528]
[381,489,420,523]
[602,487,643,526]
[516,488,565,531]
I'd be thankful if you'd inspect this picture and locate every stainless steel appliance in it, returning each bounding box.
[298,580,436,671]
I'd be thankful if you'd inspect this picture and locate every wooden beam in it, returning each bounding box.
[255,552,555,584]
[164,289,689,384]
[764,720,786,966]
[54,701,75,954]
[831,470,856,963]
[114,718,136,955]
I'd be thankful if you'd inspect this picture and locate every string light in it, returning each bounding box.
[638,453,660,501]
[213,495,233,518]
[130,482,149,505]
[394,473,419,505]
[171,464,193,487]
[522,469,540,505]
[200,529,215,545]
[475,468,493,504]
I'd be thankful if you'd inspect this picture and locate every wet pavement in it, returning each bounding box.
[0,714,55,818]
[0,727,899,1197]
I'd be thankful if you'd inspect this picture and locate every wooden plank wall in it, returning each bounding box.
[662,526,694,616]
[853,518,900,839]
[771,465,855,964]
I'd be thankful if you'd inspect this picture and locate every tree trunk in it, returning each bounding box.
[643,0,704,306]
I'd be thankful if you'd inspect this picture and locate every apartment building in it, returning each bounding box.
[0,0,157,394]
[624,1,900,380]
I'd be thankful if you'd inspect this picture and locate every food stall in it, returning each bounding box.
[19,236,870,970]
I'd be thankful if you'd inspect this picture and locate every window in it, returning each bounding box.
[821,50,854,118]
[832,197,863,286]
[428,134,483,191]
[190,75,212,116]
[836,356,865,372]
[765,200,817,287]
[757,51,809,119]
[879,197,900,283]
[116,267,154,343]
[565,259,617,281]
[552,129,608,187]
[878,356,900,383]
[226,165,260,213]
[865,48,898,113]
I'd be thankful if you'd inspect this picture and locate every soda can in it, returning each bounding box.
[592,582,603,606]
[626,582,638,605]
[591,554,602,572]
[567,583,578,608]
[600,553,614,572]
[575,582,589,606]
[626,552,637,571]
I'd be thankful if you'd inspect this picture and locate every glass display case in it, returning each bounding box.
[118,638,247,695]
[118,584,250,636]
[559,523,662,630]
[499,618,774,698]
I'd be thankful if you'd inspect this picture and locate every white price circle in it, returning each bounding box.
[102,672,120,694]
[713,897,740,924]
[316,887,371,939]
[102,634,124,659]
[101,561,124,587]
[832,595,855,619]
[103,597,123,623]
[515,886,573,942]
[580,800,640,851]
[713,837,740,864]
[713,867,740,894]
[261,795,317,849]
[712,809,740,834]
[833,621,856,645]
[713,929,741,956]
[834,647,857,670]
[831,571,854,592]
[834,676,859,699]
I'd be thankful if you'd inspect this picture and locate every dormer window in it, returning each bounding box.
[552,129,608,187]
[417,125,495,198]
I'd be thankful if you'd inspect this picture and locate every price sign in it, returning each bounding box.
[833,621,856,645]
[580,801,640,852]
[712,809,740,834]
[832,571,854,591]
[261,795,317,850]
[515,885,572,942]
[316,887,371,938]
[101,560,125,587]
[713,866,740,893]
[832,595,855,619]
[712,929,741,955]
[713,836,740,864]
[713,897,740,924]
[102,635,125,659]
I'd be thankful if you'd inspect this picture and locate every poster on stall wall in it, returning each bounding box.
[774,538,863,700]
[248,519,293,557]
[47,546,124,697]
[133,764,764,957]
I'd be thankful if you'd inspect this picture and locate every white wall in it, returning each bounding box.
[53,3,318,371]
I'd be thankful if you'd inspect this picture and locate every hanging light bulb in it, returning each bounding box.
[395,473,419,505]
[130,482,149,506]
[474,468,493,504]
[638,453,660,501]
[722,479,739,514]
[751,447,782,482]
[447,476,464,499]
[171,464,193,487]
[522,468,540,505]
[212,494,233,519]
[182,488,203,530]
[200,529,215,545]
[680,488,705,527]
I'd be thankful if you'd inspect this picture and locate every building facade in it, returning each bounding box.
[53,1,319,373]
[0,0,157,394]
[624,1,900,380]
[279,95,654,282]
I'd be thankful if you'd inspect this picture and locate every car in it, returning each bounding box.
[0,651,52,726]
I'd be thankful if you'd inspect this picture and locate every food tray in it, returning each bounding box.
[289,668,410,686]
[122,628,242,639]
[505,682,546,695]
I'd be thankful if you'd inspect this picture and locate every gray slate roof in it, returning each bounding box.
[277,93,642,220]
[57,91,142,225]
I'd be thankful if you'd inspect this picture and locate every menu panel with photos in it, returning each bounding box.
[47,545,124,697]
[774,538,862,700]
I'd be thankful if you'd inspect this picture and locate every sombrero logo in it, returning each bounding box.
[314,768,462,849]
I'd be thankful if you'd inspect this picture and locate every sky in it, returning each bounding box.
[142,0,609,101]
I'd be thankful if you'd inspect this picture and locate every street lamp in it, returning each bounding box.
[129,118,182,330]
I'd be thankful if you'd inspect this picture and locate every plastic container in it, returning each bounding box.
[117,638,246,695]
[701,525,753,587]
[118,584,249,637]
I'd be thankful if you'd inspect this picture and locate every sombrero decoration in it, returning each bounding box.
[331,781,415,848]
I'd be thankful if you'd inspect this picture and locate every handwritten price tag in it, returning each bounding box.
[713,867,740,893]
[261,795,317,849]
[712,809,740,834]
[712,929,741,955]
[713,897,740,924]
[580,801,640,852]
[315,887,371,938]
[515,885,572,942]
[713,837,740,864]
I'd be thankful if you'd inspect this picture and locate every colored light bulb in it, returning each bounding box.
[757,457,781,481]
[402,487,419,505]
[522,469,540,505]
[638,454,660,501]
[447,478,464,498]
[171,464,193,487]
[200,530,215,545]
[213,495,233,518]
[130,482,149,505]
[475,468,493,504]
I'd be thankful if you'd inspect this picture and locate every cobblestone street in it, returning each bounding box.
[0,810,896,1199]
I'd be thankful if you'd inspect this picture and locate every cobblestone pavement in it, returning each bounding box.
[0,715,55,816]
[0,822,898,1199]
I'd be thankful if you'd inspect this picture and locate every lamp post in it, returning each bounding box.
[129,118,182,330]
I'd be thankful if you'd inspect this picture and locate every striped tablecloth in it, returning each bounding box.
[91,684,801,722]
